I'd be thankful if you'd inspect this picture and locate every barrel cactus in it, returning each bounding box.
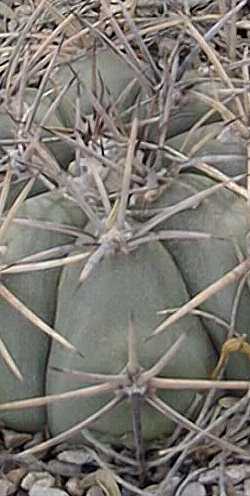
[0,188,86,431]
[0,165,249,446]
[0,1,249,469]
[47,240,215,443]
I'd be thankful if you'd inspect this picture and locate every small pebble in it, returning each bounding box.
[225,464,250,484]
[58,450,93,466]
[21,471,55,490]
[0,478,16,496]
[2,429,32,449]
[66,477,83,496]
[6,467,27,485]
[156,476,181,496]
[180,482,206,496]
[66,477,106,496]
[47,460,82,477]
[199,464,250,486]
[86,486,105,496]
[199,468,219,484]
[244,479,250,496]
[29,488,69,496]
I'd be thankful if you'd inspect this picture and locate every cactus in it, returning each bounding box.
[0,189,86,431]
[47,241,215,442]
[0,1,249,480]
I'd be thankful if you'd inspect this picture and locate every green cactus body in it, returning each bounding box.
[0,190,86,431]
[0,88,74,169]
[0,171,249,441]
[47,242,215,443]
[0,177,46,213]
[165,124,246,179]
[0,49,248,443]
[53,49,150,129]
[54,55,235,143]
[145,85,227,145]
[144,174,250,379]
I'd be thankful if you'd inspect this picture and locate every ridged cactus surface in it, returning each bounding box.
[0,1,249,465]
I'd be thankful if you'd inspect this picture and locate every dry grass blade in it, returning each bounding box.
[117,114,138,229]
[149,394,250,469]
[142,333,187,382]
[135,176,244,238]
[57,17,104,53]
[181,109,224,151]
[0,382,114,412]
[81,16,152,95]
[40,75,76,130]
[181,102,236,151]
[182,122,234,156]
[177,0,247,79]
[220,0,237,62]
[43,1,85,45]
[1,217,84,238]
[182,153,245,170]
[116,0,160,78]
[157,46,180,159]
[190,163,247,199]
[129,230,222,250]
[101,0,153,92]
[74,78,123,142]
[152,258,250,337]
[0,243,77,266]
[146,395,250,458]
[0,177,36,243]
[71,468,121,496]
[27,14,76,70]
[144,139,246,199]
[0,167,12,216]
[82,429,137,467]
[0,251,90,275]
[186,20,246,126]
[0,283,78,353]
[158,307,234,333]
[126,314,145,482]
[88,158,111,216]
[150,377,250,391]
[242,46,250,116]
[24,41,62,133]
[109,78,140,128]
[0,337,23,381]
[5,0,49,93]
[158,393,250,491]
[86,448,153,496]
[189,89,248,137]
[74,80,82,174]
[50,367,126,385]
[17,397,122,459]
[78,243,106,284]
[49,128,121,173]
